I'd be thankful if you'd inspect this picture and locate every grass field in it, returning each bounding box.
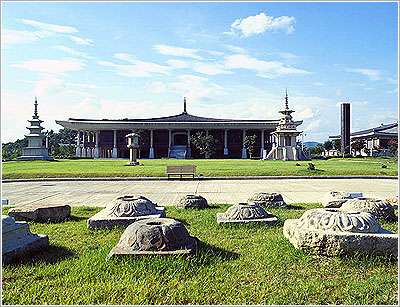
[2,204,398,305]
[2,157,398,179]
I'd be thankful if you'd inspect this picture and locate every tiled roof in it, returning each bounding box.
[329,122,398,139]
[68,112,278,123]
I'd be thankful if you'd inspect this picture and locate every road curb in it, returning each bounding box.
[2,176,398,183]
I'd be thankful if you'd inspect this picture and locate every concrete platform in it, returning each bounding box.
[2,178,398,207]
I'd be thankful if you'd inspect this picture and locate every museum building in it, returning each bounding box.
[56,96,303,159]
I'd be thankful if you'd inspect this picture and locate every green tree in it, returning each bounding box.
[190,132,215,159]
[323,140,333,152]
[309,144,324,156]
[1,138,27,161]
[388,139,398,157]
[243,134,257,158]
[46,128,77,158]
[332,139,341,151]
[351,139,365,155]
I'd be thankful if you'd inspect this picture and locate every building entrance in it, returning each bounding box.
[173,133,187,146]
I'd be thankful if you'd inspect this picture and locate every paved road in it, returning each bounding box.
[2,178,397,207]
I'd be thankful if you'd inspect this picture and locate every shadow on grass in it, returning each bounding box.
[207,204,221,209]
[197,241,240,261]
[286,204,305,210]
[68,215,87,222]
[4,244,74,266]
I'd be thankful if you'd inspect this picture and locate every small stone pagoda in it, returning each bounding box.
[18,98,53,161]
[265,90,307,161]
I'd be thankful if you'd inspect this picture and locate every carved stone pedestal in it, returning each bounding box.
[217,203,278,224]
[88,195,165,229]
[108,218,198,257]
[2,215,49,264]
[283,208,398,257]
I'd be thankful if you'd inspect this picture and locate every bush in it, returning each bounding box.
[308,163,315,170]
[382,164,388,169]
[310,155,327,160]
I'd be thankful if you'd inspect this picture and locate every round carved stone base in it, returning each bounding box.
[283,208,398,257]
[108,218,198,257]
[322,191,358,208]
[176,195,208,209]
[340,198,397,222]
[87,195,165,229]
[247,193,287,208]
[105,195,160,217]
[217,203,278,224]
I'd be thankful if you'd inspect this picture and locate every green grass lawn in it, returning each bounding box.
[2,157,398,179]
[2,204,398,305]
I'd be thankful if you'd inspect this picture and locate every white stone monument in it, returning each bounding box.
[265,90,307,161]
[17,97,53,161]
[2,215,49,264]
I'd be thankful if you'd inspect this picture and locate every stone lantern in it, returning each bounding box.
[126,132,140,166]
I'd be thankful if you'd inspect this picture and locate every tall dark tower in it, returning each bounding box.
[340,102,351,154]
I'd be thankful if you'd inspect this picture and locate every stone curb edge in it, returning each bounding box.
[2,176,398,183]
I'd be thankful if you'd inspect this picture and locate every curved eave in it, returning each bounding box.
[56,119,293,130]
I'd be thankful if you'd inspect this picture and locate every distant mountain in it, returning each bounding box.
[303,141,321,148]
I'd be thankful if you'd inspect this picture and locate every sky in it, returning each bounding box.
[1,1,398,143]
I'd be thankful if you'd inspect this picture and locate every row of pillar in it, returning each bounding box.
[75,129,275,159]
[76,130,117,159]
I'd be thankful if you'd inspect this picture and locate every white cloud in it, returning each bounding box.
[313,82,324,86]
[34,75,65,96]
[274,52,298,60]
[53,45,93,59]
[146,81,167,93]
[387,77,397,85]
[170,75,225,101]
[97,53,170,77]
[345,68,382,81]
[296,107,314,120]
[69,35,94,46]
[224,45,247,54]
[12,58,86,74]
[153,44,202,60]
[148,75,225,102]
[2,29,50,45]
[224,53,310,78]
[166,59,190,69]
[229,12,295,37]
[192,62,232,76]
[304,119,321,132]
[20,19,78,33]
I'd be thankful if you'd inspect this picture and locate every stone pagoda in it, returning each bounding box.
[18,98,53,161]
[266,90,307,160]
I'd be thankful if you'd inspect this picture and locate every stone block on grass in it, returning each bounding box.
[88,195,165,229]
[247,192,287,208]
[340,197,397,222]
[176,194,208,209]
[8,204,71,222]
[217,202,278,224]
[322,191,363,208]
[2,215,49,264]
[283,208,397,257]
[108,218,198,258]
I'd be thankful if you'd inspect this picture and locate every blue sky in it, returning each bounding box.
[1,1,398,143]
